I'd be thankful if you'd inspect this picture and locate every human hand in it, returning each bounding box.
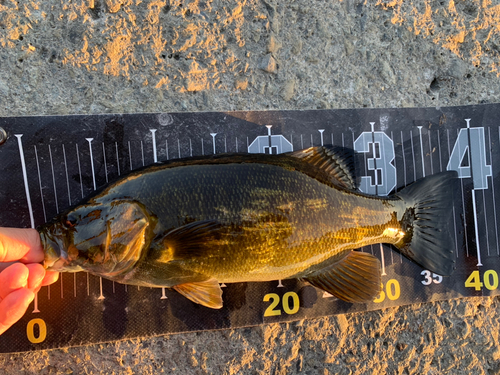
[0,228,59,336]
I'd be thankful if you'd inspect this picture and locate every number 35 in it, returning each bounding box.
[421,270,443,285]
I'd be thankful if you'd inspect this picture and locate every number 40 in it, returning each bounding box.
[465,270,499,291]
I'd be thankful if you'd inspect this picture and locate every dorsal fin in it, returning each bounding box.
[289,146,357,190]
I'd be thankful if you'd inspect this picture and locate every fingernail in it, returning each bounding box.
[31,274,44,290]
[19,273,29,289]
[27,290,35,304]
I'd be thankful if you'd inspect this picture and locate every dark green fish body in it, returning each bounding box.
[40,146,458,307]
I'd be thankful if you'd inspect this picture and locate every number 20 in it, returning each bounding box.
[263,292,300,317]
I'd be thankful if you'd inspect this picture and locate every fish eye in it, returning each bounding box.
[65,215,77,228]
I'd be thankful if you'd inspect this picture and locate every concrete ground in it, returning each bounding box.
[1,0,500,374]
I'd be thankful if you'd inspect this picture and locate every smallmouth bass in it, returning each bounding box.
[39,146,458,308]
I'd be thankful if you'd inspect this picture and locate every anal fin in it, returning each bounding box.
[173,278,223,309]
[301,251,381,303]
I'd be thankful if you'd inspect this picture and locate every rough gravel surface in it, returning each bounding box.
[1,0,500,374]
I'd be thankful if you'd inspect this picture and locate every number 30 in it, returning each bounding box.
[373,279,401,303]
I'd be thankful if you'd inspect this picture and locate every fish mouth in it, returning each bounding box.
[39,227,69,271]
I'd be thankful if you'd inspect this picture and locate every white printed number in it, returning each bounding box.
[421,270,443,285]
[354,130,397,196]
[446,124,492,190]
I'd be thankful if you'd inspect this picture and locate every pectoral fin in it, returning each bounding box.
[173,279,223,309]
[157,220,222,261]
[301,251,381,303]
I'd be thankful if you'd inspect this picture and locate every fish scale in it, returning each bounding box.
[40,146,458,307]
[93,163,402,280]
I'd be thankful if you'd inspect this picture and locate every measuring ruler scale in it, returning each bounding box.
[0,105,498,352]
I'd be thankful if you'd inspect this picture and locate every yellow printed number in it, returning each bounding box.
[263,293,281,316]
[373,279,401,303]
[373,283,385,303]
[263,292,300,317]
[465,270,499,291]
[465,270,483,291]
[26,318,47,344]
[282,292,300,314]
[484,270,499,290]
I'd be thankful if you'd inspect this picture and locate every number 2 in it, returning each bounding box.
[263,293,281,316]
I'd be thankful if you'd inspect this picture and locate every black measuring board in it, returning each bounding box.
[0,104,499,353]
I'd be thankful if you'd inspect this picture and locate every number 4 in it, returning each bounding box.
[446,120,492,190]
[465,270,483,291]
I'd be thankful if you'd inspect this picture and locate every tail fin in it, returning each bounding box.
[394,171,458,275]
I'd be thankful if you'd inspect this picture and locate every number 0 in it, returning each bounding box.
[282,292,299,315]
[386,279,400,300]
[484,270,499,290]
[27,318,47,344]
